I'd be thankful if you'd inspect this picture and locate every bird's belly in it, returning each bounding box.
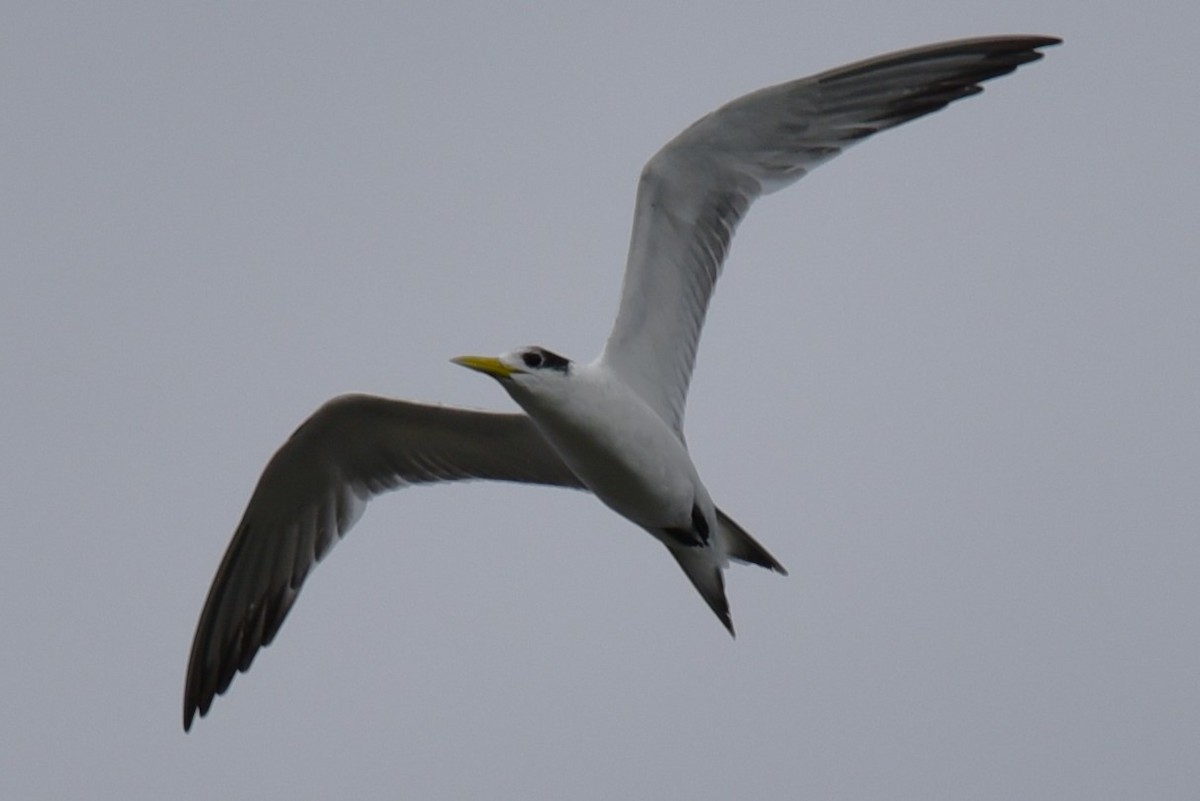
[535,405,694,529]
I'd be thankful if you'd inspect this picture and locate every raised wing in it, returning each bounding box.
[599,36,1059,431]
[184,394,584,730]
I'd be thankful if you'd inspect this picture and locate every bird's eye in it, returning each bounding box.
[522,351,544,369]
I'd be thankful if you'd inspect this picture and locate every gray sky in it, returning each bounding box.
[3,2,1197,799]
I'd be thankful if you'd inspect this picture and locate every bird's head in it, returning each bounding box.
[452,346,573,388]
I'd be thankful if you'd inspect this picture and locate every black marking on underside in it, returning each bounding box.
[662,503,710,548]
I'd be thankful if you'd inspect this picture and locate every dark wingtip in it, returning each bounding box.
[183,677,208,732]
[183,664,202,732]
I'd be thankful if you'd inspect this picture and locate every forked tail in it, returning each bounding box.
[717,508,787,575]
[666,508,786,636]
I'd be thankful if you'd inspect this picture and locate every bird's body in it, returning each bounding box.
[458,352,771,629]
[503,358,703,533]
[184,35,1059,730]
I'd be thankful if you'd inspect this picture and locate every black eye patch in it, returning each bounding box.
[522,348,570,372]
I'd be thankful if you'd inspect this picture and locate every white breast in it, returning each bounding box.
[503,361,700,530]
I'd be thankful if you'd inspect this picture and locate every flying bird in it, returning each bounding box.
[184,35,1059,730]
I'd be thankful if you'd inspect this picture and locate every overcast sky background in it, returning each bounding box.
[3,2,1197,799]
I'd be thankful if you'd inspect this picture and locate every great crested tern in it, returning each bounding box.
[184,35,1059,730]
